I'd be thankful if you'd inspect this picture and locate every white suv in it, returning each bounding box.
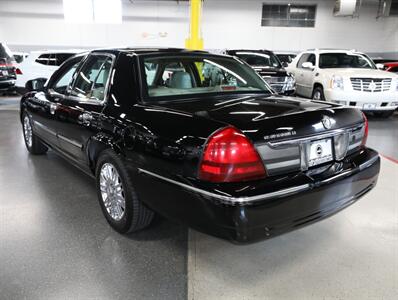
[287,49,398,117]
[15,49,85,92]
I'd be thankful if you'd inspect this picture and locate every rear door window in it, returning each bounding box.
[35,54,51,65]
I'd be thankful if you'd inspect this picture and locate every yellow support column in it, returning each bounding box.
[185,0,204,50]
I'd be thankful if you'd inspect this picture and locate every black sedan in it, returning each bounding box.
[20,48,380,244]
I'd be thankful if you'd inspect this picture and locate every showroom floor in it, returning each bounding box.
[0,96,397,300]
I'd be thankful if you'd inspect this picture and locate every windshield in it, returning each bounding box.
[233,52,282,68]
[141,55,271,101]
[319,53,375,69]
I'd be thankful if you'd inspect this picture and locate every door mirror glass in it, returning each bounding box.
[25,78,47,92]
[302,62,315,70]
[282,61,289,68]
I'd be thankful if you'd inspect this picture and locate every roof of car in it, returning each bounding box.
[305,49,365,55]
[226,49,274,55]
[91,47,209,55]
[29,49,87,54]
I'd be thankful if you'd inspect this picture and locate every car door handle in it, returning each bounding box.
[78,112,93,125]
[50,103,59,115]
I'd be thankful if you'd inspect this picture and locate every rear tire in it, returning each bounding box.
[312,86,325,101]
[22,113,48,155]
[95,150,154,234]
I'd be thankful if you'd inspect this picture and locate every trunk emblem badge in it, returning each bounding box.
[322,116,332,129]
[316,144,323,157]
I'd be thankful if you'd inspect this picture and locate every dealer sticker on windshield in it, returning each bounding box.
[308,138,333,167]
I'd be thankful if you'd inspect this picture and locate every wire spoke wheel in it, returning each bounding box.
[100,163,126,221]
[23,115,33,148]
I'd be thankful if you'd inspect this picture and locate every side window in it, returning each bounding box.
[71,55,113,101]
[307,54,316,66]
[47,54,58,66]
[56,53,74,66]
[51,62,80,94]
[297,53,309,68]
[35,54,50,65]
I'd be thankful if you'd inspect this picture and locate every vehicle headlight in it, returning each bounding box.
[285,74,295,90]
[331,75,344,90]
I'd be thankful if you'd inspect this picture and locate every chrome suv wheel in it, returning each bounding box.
[95,150,154,233]
[23,115,33,148]
[22,112,48,155]
[100,163,126,221]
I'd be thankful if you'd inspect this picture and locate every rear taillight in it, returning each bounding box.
[198,126,266,183]
[362,112,368,146]
[16,68,22,75]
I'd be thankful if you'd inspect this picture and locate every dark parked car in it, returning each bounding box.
[0,43,17,93]
[20,48,380,243]
[226,49,296,95]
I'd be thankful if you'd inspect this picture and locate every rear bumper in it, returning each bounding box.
[0,79,16,90]
[134,148,380,244]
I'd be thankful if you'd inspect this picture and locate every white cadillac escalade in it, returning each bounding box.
[287,49,398,117]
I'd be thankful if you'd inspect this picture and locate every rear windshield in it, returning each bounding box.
[141,55,271,101]
[233,52,282,68]
[319,53,375,69]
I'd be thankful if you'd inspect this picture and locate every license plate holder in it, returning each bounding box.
[363,103,377,110]
[307,138,333,167]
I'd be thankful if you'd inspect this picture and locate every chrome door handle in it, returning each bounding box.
[79,112,93,125]
[50,103,59,115]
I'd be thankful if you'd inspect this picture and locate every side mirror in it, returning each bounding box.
[282,62,289,68]
[302,62,315,70]
[376,63,385,70]
[25,78,47,92]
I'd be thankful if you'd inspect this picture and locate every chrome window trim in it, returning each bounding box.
[267,125,363,148]
[137,168,310,205]
[58,134,82,149]
[138,153,378,205]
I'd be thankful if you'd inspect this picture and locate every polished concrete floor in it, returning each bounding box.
[0,105,187,300]
[0,96,397,299]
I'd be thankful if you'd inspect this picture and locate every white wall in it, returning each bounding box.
[0,0,397,56]
[203,0,398,53]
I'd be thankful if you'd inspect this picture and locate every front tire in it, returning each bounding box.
[312,86,325,100]
[22,113,48,155]
[95,150,154,233]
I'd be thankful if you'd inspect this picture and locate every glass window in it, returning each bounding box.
[35,54,51,65]
[297,53,310,68]
[142,55,271,101]
[307,54,316,65]
[71,55,113,101]
[319,53,375,69]
[233,52,281,68]
[47,54,58,66]
[55,53,75,66]
[261,4,316,28]
[51,61,80,94]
